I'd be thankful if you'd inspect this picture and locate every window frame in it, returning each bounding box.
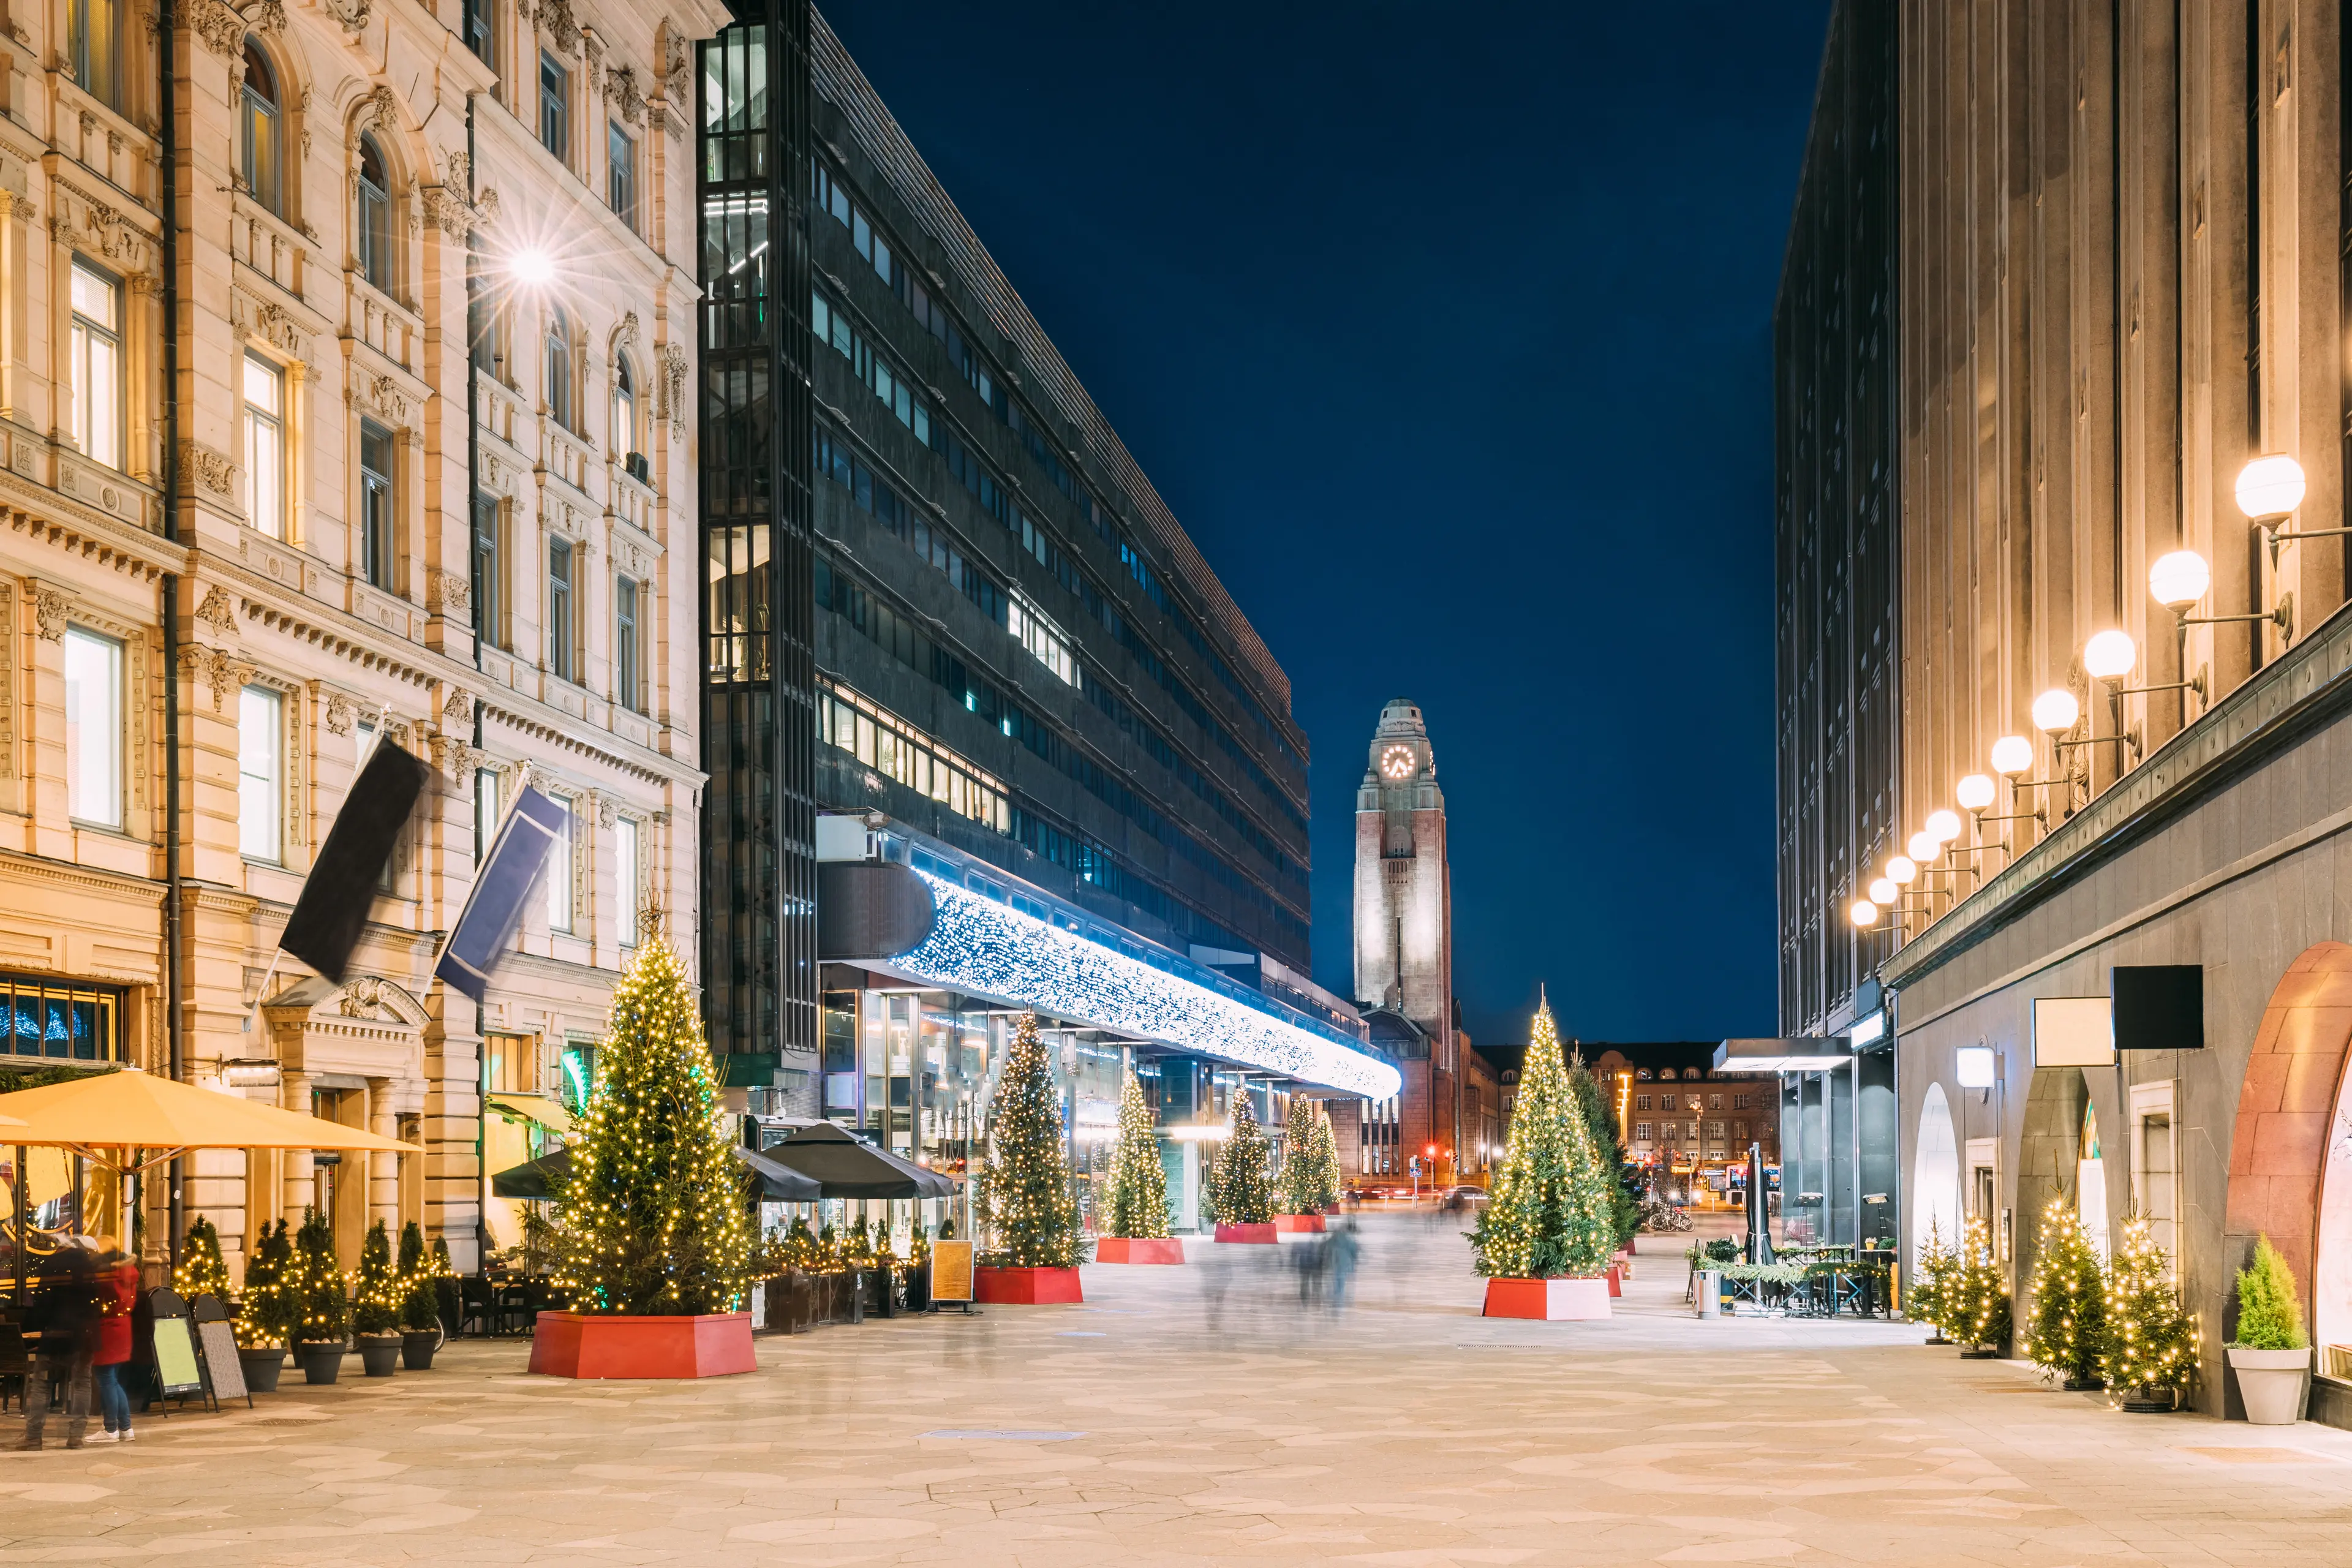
[548,535,576,682]
[612,356,636,459]
[238,682,284,862]
[62,625,124,831]
[242,352,285,538]
[607,121,637,228]
[545,307,574,429]
[545,794,575,932]
[355,134,394,290]
[615,815,641,948]
[359,418,396,589]
[68,258,123,470]
[463,0,496,69]
[538,51,568,164]
[241,41,283,214]
[471,491,503,647]
[69,0,124,113]
[615,574,641,712]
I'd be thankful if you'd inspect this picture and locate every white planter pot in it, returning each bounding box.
[2226,1346,2311,1426]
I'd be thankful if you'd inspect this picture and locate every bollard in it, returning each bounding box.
[1697,1268,1721,1317]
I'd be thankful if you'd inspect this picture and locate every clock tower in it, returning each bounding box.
[1352,699,1457,1169]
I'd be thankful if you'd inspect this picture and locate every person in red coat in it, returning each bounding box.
[86,1243,138,1445]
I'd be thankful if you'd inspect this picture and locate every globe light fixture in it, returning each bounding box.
[2083,630,2137,681]
[1849,899,1879,927]
[2032,688,2081,734]
[1955,774,1996,811]
[1869,876,1898,905]
[1907,831,1940,862]
[1886,854,1917,884]
[2235,453,2307,520]
[2147,549,2212,610]
[1926,809,1963,843]
[1989,734,2035,775]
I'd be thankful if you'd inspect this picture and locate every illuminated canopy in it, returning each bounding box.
[877,871,1402,1099]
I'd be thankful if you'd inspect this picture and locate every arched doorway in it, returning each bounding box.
[2018,1066,2090,1292]
[2230,941,2352,1356]
[1912,1083,1961,1258]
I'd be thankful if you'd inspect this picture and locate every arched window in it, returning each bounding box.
[612,357,636,459]
[545,309,573,429]
[356,134,392,288]
[241,43,282,214]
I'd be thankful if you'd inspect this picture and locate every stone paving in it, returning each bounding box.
[6,1211,2352,1565]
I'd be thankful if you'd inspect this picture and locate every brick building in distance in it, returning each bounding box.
[1477,1038,1779,1197]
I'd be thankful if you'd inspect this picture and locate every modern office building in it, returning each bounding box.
[697,2,1395,1229]
[1782,1,2352,1424]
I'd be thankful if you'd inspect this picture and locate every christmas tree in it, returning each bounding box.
[175,1215,232,1303]
[984,1011,1082,1267]
[2022,1200,2106,1384]
[1103,1068,1171,1238]
[1952,1213,2010,1351]
[780,1214,824,1272]
[553,938,754,1314]
[353,1218,401,1336]
[2232,1233,2308,1350]
[431,1234,456,1276]
[1468,996,1615,1279]
[288,1205,352,1346]
[235,1218,294,1349]
[1280,1098,1340,1216]
[1911,1219,1958,1338]
[2103,1213,2196,1403]
[396,1221,440,1335]
[1221,1091,1276,1225]
[1564,1053,1637,1245]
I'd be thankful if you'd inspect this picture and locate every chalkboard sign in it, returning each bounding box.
[931,1240,973,1303]
[195,1320,247,1406]
[153,1315,204,1398]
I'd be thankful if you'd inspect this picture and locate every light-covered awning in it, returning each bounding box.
[1715,1037,1855,1073]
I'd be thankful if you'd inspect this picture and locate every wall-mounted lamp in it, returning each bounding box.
[1954,774,1996,811]
[1990,735,2035,775]
[1885,854,1918,884]
[2236,453,2350,567]
[2032,689,2080,734]
[1906,831,1940,863]
[1868,877,1899,905]
[2147,546,2290,639]
[1924,809,1963,844]
[1955,1044,1998,1088]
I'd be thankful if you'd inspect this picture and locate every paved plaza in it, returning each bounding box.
[6,1212,2352,1566]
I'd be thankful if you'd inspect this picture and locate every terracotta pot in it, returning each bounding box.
[974,1266,1083,1305]
[356,1334,402,1378]
[2228,1346,2311,1425]
[399,1329,440,1371]
[1273,1214,1327,1234]
[527,1311,756,1379]
[294,1341,347,1385]
[1482,1276,1611,1321]
[1095,1237,1185,1264]
[1214,1223,1279,1244]
[238,1346,287,1395]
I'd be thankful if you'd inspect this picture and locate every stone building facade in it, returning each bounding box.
[0,0,723,1279]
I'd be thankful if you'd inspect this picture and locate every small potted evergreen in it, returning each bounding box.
[2022,1200,2106,1389]
[176,1216,233,1306]
[1953,1214,2011,1357]
[1909,1219,1956,1342]
[353,1219,403,1376]
[396,1222,443,1369]
[2103,1215,2195,1411]
[289,1206,353,1385]
[2226,1233,2310,1425]
[235,1218,295,1393]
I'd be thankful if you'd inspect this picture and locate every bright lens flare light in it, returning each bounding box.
[1990,734,2035,775]
[1869,877,1899,905]
[2148,549,2212,610]
[1925,809,1964,843]
[1956,774,1996,811]
[1886,855,1918,884]
[1849,899,1879,927]
[2084,630,2137,681]
[2235,453,2307,520]
[510,248,557,286]
[2032,688,2081,734]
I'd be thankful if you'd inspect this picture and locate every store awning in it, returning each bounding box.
[0,1065,416,1172]
[760,1123,960,1200]
[486,1092,573,1136]
[491,1144,823,1203]
[1714,1038,1855,1073]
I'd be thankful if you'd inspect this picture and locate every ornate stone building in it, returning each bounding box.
[0,0,723,1278]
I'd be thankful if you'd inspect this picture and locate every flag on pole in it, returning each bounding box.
[434,786,569,1003]
[277,742,432,984]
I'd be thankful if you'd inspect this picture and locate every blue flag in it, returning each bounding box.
[434,786,568,1003]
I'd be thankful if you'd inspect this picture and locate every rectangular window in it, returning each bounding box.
[62,627,123,828]
[69,261,121,470]
[238,684,282,861]
[1635,1123,1653,1143]
[615,576,641,712]
[464,0,494,67]
[243,354,285,538]
[608,123,636,227]
[548,537,575,680]
[69,0,121,111]
[1008,592,1077,685]
[1635,1093,1651,1113]
[616,816,640,948]
[473,766,501,865]
[360,420,395,588]
[471,492,502,646]
[1733,1093,1751,1112]
[538,53,568,162]
[545,796,574,931]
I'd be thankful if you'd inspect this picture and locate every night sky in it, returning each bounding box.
[820,1,1833,1047]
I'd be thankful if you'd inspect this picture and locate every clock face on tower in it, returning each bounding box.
[1381,745,1415,781]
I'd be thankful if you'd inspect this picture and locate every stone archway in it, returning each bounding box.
[2228,941,2352,1340]
[1912,1083,1961,1259]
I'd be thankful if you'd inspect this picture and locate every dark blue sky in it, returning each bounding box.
[821,1,1831,1046]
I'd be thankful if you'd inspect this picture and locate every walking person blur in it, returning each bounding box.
[86,1241,138,1445]
[18,1242,100,1451]
[1325,1217,1359,1314]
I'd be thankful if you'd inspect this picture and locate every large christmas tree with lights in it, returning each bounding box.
[2022,1199,2106,1385]
[1220,1091,1277,1224]
[1102,1069,1170,1239]
[2103,1213,2196,1403]
[553,938,753,1314]
[985,1012,1082,1267]
[1469,998,1614,1279]
[1281,1098,1340,1215]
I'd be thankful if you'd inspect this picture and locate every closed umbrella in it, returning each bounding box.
[760,1123,959,1199]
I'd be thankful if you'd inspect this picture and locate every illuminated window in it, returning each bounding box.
[545,795,574,931]
[241,43,282,213]
[1008,591,1077,685]
[546,306,574,428]
[238,684,282,861]
[360,420,396,588]
[615,576,641,712]
[243,353,284,537]
[538,52,568,162]
[608,123,637,227]
[63,627,123,828]
[356,135,393,288]
[548,537,575,679]
[616,816,641,948]
[69,261,121,469]
[69,0,122,111]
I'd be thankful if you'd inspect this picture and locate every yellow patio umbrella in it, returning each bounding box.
[0,1067,415,1174]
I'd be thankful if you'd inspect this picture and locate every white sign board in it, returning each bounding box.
[2032,997,2116,1068]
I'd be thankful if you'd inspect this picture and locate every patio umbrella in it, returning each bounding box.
[491,1144,822,1203]
[760,1122,960,1200]
[0,1110,23,1126]
[0,1066,415,1174]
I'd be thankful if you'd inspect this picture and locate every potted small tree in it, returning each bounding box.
[235,1218,294,1393]
[175,1216,233,1306]
[974,1012,1084,1303]
[1953,1213,2011,1357]
[2227,1233,2310,1425]
[289,1206,352,1385]
[1214,1097,1278,1243]
[1469,997,1616,1319]
[1275,1099,1338,1235]
[1909,1220,1956,1342]
[352,1219,403,1376]
[2022,1200,2106,1389]
[2104,1214,2196,1412]
[396,1221,442,1369]
[1098,1068,1182,1264]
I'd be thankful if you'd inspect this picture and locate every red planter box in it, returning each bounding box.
[1215,1223,1279,1244]
[1606,1264,1623,1297]
[1482,1276,1612,1321]
[1273,1214,1327,1234]
[527,1311,756,1379]
[975,1265,1084,1304]
[1095,1237,1185,1264]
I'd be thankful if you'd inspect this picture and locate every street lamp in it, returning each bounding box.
[510,247,557,287]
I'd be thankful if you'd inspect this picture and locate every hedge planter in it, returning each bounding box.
[528,1311,756,1379]
[1482,1276,1611,1321]
[975,1266,1083,1305]
[2228,1346,2312,1425]
[1273,1214,1327,1235]
[238,1346,287,1395]
[1096,1238,1185,1265]
[399,1330,441,1371]
[356,1334,402,1378]
[293,1341,347,1385]
[1215,1223,1279,1245]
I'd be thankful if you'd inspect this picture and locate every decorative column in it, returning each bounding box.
[367,1076,399,1234]
[281,1070,313,1224]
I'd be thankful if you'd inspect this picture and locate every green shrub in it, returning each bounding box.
[396,1221,441,1334]
[2232,1234,2309,1351]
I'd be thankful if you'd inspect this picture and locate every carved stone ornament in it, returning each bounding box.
[177,439,237,499]
[655,20,693,102]
[426,568,472,614]
[421,151,498,238]
[359,373,412,426]
[189,0,245,56]
[615,311,641,358]
[605,64,644,127]
[355,84,398,137]
[242,0,287,34]
[658,342,689,431]
[324,0,373,34]
[195,585,238,639]
[181,646,255,713]
[539,0,580,53]
[338,977,393,1019]
[442,687,472,726]
[233,292,305,356]
[325,693,355,736]
[597,795,616,829]
[54,192,143,266]
[429,736,479,782]
[34,587,69,641]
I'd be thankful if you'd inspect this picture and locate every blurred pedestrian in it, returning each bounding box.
[1326,1218,1359,1313]
[18,1241,99,1451]
[87,1240,138,1445]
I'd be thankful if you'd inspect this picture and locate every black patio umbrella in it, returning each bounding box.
[490,1144,821,1202]
[760,1122,960,1200]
